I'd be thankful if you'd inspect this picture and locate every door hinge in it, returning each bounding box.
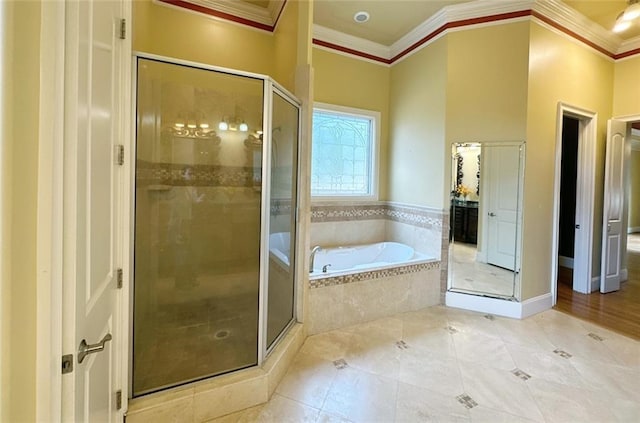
[62,354,74,374]
[119,19,126,40]
[116,268,123,289]
[116,389,123,410]
[116,145,124,166]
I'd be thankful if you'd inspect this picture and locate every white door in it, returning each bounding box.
[485,146,520,271]
[600,119,627,293]
[62,1,128,421]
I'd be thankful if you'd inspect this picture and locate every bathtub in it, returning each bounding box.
[309,242,431,279]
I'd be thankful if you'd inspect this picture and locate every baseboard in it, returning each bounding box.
[558,255,574,269]
[627,226,640,233]
[475,250,487,263]
[520,293,554,318]
[590,276,600,292]
[621,268,628,282]
[445,291,552,319]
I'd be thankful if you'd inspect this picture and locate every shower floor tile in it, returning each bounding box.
[133,272,260,396]
[210,305,640,423]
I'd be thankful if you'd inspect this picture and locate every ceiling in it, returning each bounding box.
[310,0,640,45]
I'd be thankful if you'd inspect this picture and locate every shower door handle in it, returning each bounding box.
[78,333,112,363]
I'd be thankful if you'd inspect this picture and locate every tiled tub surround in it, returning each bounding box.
[310,202,444,259]
[308,202,444,334]
[308,261,441,334]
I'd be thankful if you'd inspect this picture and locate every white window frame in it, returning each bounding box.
[311,102,380,201]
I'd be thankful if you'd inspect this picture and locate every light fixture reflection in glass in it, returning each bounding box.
[218,121,229,131]
[239,122,249,132]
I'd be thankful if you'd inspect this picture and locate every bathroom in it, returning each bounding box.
[7,0,638,421]
[123,0,619,419]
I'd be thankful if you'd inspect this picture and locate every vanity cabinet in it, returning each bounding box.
[451,200,478,244]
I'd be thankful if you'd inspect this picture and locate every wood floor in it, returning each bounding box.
[555,234,640,340]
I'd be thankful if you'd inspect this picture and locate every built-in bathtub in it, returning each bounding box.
[304,240,441,334]
[309,242,430,278]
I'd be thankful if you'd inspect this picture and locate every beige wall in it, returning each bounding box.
[0,3,10,421]
[446,22,530,144]
[630,149,640,230]
[273,0,298,92]
[389,38,447,207]
[3,1,40,422]
[613,55,640,117]
[312,48,391,200]
[133,0,274,77]
[523,22,614,299]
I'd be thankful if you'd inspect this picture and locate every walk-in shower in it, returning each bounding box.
[132,55,300,396]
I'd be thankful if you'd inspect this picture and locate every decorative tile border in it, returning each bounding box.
[386,204,442,228]
[310,202,444,229]
[311,204,387,222]
[136,160,258,188]
[309,260,440,289]
[270,199,292,216]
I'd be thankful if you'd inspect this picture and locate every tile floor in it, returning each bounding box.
[212,305,640,423]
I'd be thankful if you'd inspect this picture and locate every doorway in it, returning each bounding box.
[557,116,579,291]
[554,118,640,340]
[551,104,597,303]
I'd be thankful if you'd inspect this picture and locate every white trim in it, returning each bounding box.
[313,24,390,60]
[529,17,614,63]
[628,226,640,233]
[155,0,286,28]
[312,0,637,65]
[618,35,640,56]
[117,0,132,416]
[551,104,596,304]
[445,291,552,319]
[37,2,65,422]
[558,255,574,269]
[311,102,380,201]
[185,0,273,25]
[621,268,628,282]
[520,293,554,318]
[531,0,619,54]
[312,44,390,67]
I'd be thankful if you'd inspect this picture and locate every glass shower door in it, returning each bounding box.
[266,90,300,348]
[133,58,264,396]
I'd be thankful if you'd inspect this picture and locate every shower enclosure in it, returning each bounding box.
[132,55,300,396]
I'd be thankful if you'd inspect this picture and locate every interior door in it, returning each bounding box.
[63,1,127,420]
[484,145,520,271]
[600,119,627,293]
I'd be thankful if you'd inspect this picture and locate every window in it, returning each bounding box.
[311,103,379,198]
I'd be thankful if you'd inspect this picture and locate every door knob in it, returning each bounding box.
[488,212,496,217]
[78,333,112,363]
[575,224,580,229]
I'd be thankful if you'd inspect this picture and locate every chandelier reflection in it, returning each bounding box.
[167,112,218,140]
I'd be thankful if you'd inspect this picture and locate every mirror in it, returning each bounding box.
[448,142,525,300]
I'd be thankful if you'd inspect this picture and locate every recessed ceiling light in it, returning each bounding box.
[353,11,370,23]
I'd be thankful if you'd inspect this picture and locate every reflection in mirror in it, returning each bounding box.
[448,142,525,300]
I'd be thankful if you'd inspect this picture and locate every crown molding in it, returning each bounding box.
[531,0,620,55]
[315,0,640,64]
[158,0,286,31]
[618,35,640,56]
[313,24,391,62]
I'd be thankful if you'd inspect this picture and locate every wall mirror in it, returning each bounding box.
[448,141,525,300]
